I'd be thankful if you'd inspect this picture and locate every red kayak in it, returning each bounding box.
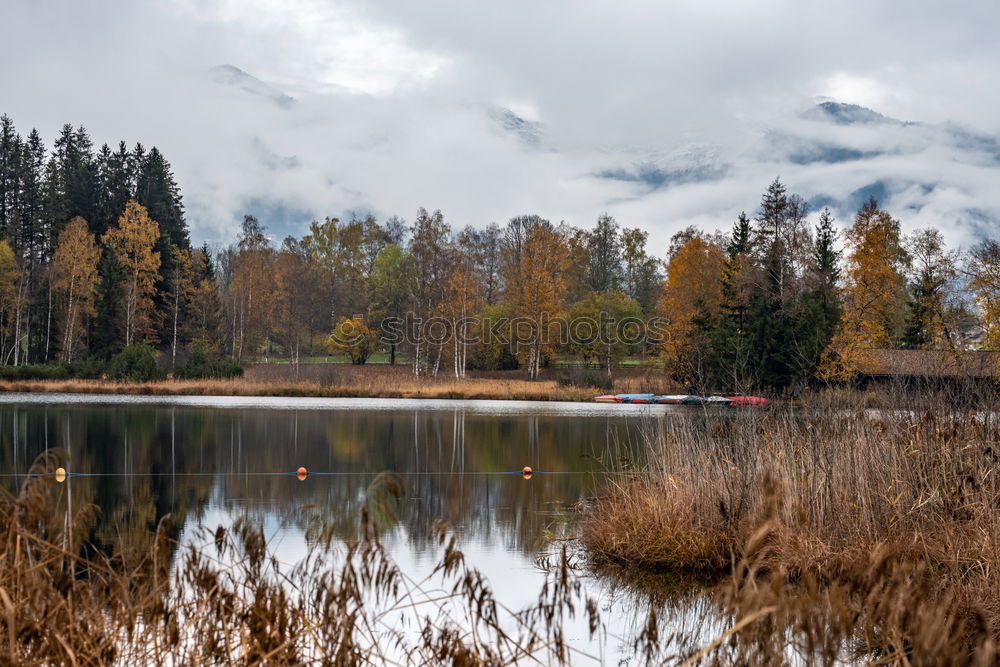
[727,395,769,406]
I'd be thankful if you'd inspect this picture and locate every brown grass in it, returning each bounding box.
[582,404,1000,664]
[0,363,680,401]
[0,450,603,665]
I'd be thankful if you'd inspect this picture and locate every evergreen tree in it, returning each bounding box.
[18,129,46,268]
[727,212,752,258]
[0,115,22,239]
[91,249,125,358]
[789,208,842,382]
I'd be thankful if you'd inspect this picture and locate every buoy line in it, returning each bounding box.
[0,469,626,480]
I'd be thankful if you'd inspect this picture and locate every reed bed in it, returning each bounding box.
[582,405,1000,664]
[0,450,608,665]
[0,364,677,402]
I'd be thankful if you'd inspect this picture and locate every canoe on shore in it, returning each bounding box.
[593,393,769,406]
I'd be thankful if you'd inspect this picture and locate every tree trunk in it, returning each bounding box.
[44,280,52,362]
[172,285,179,370]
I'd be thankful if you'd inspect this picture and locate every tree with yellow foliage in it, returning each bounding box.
[52,217,100,362]
[503,224,570,379]
[820,199,909,379]
[967,239,1000,349]
[102,200,161,347]
[326,316,380,364]
[0,241,20,364]
[658,235,725,388]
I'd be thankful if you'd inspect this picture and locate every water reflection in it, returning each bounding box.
[1,397,723,663]
[0,399,644,557]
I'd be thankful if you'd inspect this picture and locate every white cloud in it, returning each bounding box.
[2,0,1000,258]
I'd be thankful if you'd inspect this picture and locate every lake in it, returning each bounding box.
[0,394,722,663]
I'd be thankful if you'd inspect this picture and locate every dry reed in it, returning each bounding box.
[582,404,1000,664]
[0,363,678,402]
[0,450,604,665]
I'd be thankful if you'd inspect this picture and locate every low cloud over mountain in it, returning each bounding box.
[4,0,999,253]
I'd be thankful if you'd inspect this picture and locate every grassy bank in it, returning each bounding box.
[582,405,1000,663]
[0,363,680,401]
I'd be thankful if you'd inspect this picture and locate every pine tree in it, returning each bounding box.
[136,147,187,250]
[0,115,22,239]
[91,249,125,358]
[788,208,842,383]
[727,212,752,258]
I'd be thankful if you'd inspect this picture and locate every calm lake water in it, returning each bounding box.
[0,394,722,663]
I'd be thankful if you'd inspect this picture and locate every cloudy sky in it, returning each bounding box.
[3,0,999,253]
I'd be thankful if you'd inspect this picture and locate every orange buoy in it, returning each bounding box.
[522,466,533,479]
[296,467,308,480]
[54,467,67,483]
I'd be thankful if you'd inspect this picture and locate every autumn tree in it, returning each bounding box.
[409,208,451,375]
[368,243,413,365]
[503,224,570,379]
[102,199,161,347]
[967,239,1000,349]
[273,237,325,368]
[568,290,643,380]
[51,216,100,361]
[227,215,276,361]
[164,244,194,369]
[438,259,484,378]
[820,199,909,379]
[659,235,725,390]
[326,316,380,365]
[0,241,20,363]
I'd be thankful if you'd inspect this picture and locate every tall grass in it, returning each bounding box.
[0,450,603,665]
[582,403,1000,664]
[0,363,680,401]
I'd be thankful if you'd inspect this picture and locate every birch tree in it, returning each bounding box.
[102,199,160,347]
[52,216,99,361]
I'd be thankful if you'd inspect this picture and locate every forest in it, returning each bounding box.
[0,113,997,392]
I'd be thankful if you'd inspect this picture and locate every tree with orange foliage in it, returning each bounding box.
[658,235,726,389]
[102,200,161,347]
[503,224,570,379]
[52,217,100,362]
[820,198,909,379]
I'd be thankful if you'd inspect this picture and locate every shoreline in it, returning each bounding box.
[0,377,606,403]
[0,390,671,415]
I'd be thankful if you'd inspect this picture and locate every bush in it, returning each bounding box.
[108,344,166,383]
[555,367,614,390]
[0,364,70,381]
[174,345,243,380]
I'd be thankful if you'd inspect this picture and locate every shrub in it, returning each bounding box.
[174,344,243,380]
[108,344,165,382]
[555,367,613,390]
[0,364,71,381]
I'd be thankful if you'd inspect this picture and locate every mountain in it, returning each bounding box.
[488,107,543,147]
[209,65,295,109]
[800,101,907,126]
